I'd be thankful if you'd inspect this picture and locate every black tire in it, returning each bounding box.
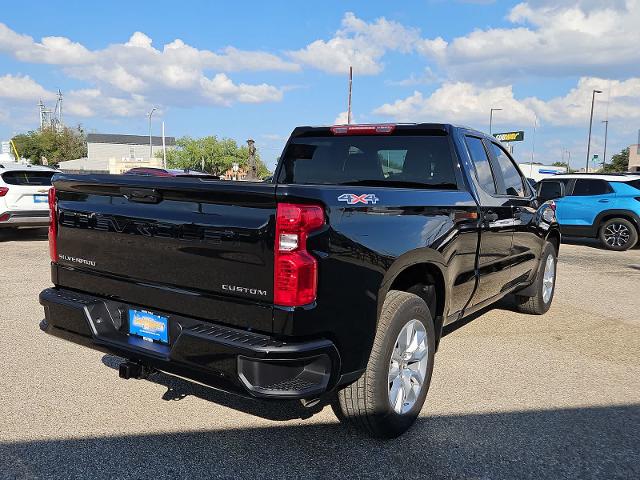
[515,242,557,315]
[598,217,638,251]
[331,290,436,438]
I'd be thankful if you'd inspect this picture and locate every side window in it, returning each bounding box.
[465,136,497,194]
[571,179,613,196]
[489,142,526,197]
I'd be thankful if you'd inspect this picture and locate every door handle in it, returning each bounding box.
[598,199,609,203]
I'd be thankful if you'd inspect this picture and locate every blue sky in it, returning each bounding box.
[1,0,638,170]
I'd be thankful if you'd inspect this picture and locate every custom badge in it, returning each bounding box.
[338,193,380,205]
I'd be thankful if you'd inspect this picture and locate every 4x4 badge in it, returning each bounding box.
[338,193,380,205]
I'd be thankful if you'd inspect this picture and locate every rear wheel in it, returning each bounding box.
[515,242,557,315]
[331,290,435,438]
[599,218,638,251]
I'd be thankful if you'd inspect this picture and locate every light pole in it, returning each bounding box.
[601,120,609,169]
[489,108,502,135]
[585,89,602,172]
[148,107,157,161]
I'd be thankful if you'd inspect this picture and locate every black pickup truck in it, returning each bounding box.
[40,123,560,438]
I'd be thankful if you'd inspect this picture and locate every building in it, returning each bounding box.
[0,141,13,164]
[518,163,567,182]
[59,133,176,174]
[628,144,640,173]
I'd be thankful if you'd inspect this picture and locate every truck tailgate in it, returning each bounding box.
[52,175,276,327]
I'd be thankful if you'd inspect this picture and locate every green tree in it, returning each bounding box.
[161,136,271,178]
[11,126,87,165]
[552,161,574,173]
[602,147,629,173]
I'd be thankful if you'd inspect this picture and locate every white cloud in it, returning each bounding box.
[386,67,440,87]
[334,111,350,124]
[199,74,282,106]
[0,74,56,102]
[64,89,149,118]
[0,23,93,64]
[0,74,149,120]
[374,82,536,125]
[0,23,296,120]
[373,76,640,129]
[288,12,420,75]
[526,77,640,126]
[417,0,640,81]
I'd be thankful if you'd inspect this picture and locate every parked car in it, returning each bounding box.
[0,162,57,229]
[40,123,560,438]
[124,167,219,179]
[537,173,640,250]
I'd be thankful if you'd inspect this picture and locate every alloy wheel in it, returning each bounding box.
[542,254,555,303]
[604,223,630,248]
[388,319,428,415]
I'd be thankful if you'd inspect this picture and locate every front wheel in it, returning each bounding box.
[331,290,436,438]
[515,242,557,315]
[599,218,638,251]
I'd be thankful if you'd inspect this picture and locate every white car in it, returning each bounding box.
[0,162,58,228]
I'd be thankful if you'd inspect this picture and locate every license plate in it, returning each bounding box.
[33,195,48,203]
[129,309,169,344]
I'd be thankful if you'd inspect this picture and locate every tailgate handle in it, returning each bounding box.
[121,187,162,204]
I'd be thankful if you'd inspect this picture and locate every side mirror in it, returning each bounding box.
[538,181,565,202]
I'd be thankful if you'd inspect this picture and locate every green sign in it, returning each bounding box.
[493,131,525,142]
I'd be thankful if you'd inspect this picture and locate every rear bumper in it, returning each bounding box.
[39,287,340,400]
[0,210,49,227]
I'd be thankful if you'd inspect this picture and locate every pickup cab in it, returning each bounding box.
[40,123,560,438]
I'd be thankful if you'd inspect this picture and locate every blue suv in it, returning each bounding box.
[538,174,640,250]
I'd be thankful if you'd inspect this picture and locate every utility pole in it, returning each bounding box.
[530,114,537,171]
[601,120,609,169]
[148,107,157,161]
[585,89,602,172]
[347,66,353,124]
[161,121,167,169]
[489,108,502,135]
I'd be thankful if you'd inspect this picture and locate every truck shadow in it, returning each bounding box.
[101,296,520,421]
[2,404,638,479]
[561,235,640,250]
[0,227,48,242]
[101,354,324,421]
[442,296,519,337]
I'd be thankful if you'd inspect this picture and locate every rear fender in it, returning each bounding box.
[377,248,449,325]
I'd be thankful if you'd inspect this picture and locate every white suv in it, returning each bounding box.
[0,162,57,228]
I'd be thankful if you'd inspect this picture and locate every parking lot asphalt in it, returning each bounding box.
[1,228,639,480]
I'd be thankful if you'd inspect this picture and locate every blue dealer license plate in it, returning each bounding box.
[33,195,48,203]
[129,309,169,344]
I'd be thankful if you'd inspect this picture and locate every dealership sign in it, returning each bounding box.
[493,131,525,142]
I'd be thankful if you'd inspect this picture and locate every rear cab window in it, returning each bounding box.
[278,134,459,189]
[1,171,55,186]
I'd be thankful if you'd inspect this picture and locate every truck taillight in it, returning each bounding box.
[330,124,396,135]
[274,203,325,307]
[0,187,8,197]
[48,187,58,262]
